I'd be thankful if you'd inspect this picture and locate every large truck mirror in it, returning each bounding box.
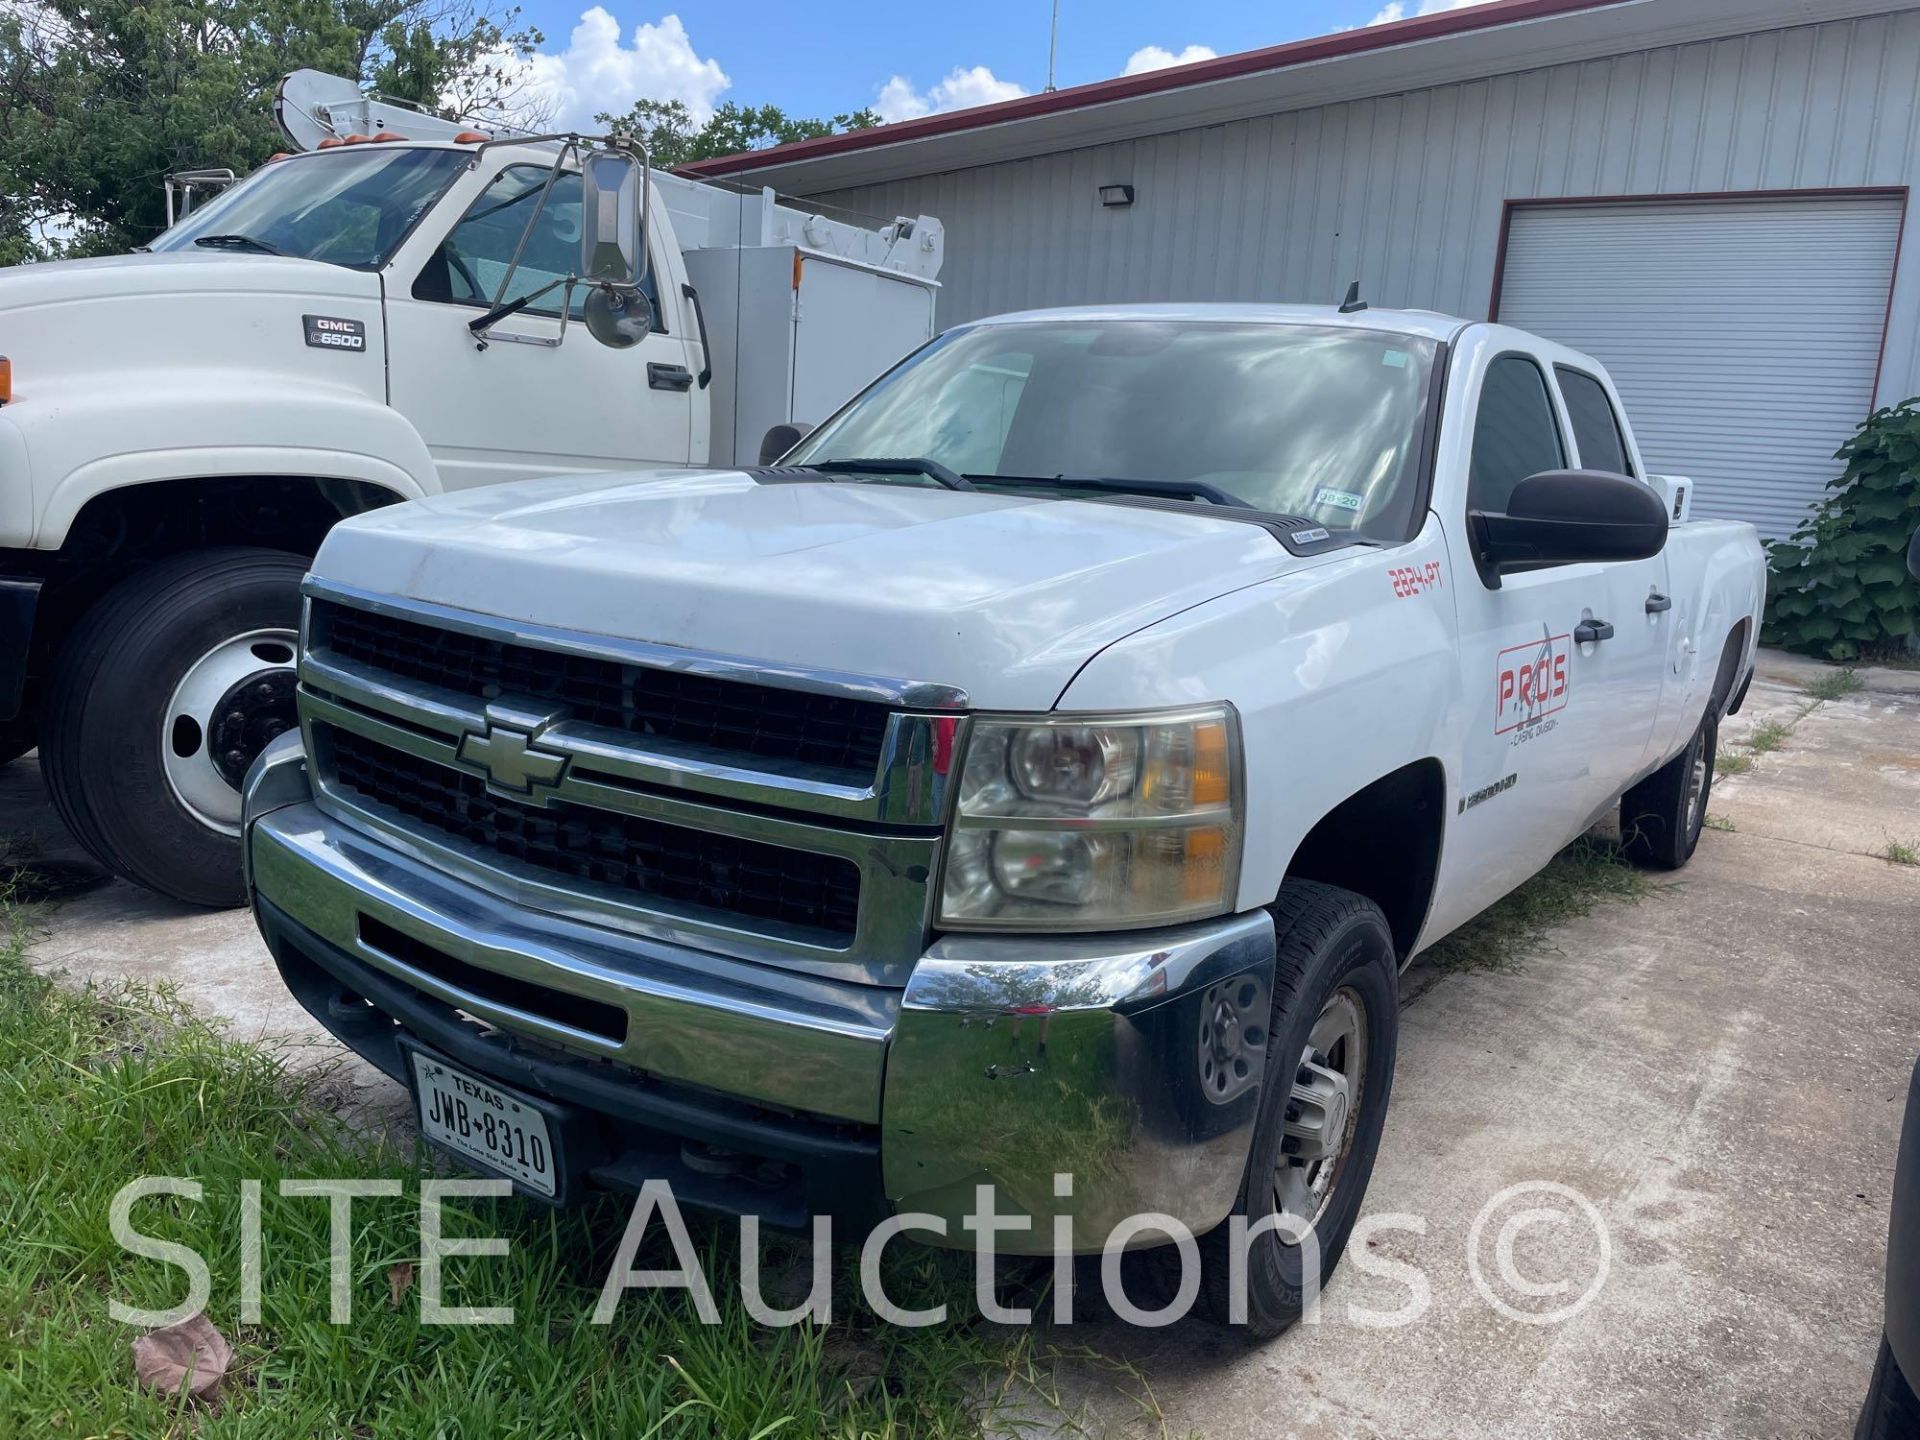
[580,150,649,292]
[1908,527,1919,582]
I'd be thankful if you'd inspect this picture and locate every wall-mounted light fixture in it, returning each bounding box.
[1098,183,1135,208]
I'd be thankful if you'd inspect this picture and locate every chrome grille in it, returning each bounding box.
[295,581,963,982]
[317,600,891,777]
[326,725,862,940]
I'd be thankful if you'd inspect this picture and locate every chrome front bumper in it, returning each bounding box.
[244,735,1277,1248]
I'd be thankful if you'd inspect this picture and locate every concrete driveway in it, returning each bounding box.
[4,651,1917,1439]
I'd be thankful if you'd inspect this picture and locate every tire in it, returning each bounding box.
[1621,711,1716,870]
[41,548,306,906]
[1196,879,1400,1337]
[1857,1336,1920,1440]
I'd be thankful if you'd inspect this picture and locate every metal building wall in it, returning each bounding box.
[804,10,1920,406]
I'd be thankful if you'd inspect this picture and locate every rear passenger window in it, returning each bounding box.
[1468,356,1566,514]
[1555,366,1634,477]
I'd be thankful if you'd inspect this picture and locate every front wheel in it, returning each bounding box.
[1621,711,1716,870]
[1197,879,1400,1337]
[41,548,306,906]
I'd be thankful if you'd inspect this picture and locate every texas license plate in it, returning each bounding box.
[410,1051,557,1197]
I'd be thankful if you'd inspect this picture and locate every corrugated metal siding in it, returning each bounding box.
[805,11,1920,412]
[1497,197,1901,537]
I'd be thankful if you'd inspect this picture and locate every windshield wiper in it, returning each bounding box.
[193,233,285,256]
[807,458,976,492]
[964,473,1254,508]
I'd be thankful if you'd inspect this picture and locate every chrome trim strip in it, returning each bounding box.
[300,693,940,986]
[302,577,971,711]
[251,804,896,1123]
[299,647,965,828]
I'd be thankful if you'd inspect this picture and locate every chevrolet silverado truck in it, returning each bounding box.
[0,69,941,904]
[241,303,1765,1334]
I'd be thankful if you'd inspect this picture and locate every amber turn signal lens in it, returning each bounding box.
[0,355,12,406]
[1191,719,1231,808]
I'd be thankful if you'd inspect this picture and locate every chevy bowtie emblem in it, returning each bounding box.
[458,721,569,796]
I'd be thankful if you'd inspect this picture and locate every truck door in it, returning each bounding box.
[385,165,698,489]
[1439,350,1649,924]
[1545,362,1671,796]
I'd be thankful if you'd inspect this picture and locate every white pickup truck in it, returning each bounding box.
[0,70,941,904]
[241,302,1765,1334]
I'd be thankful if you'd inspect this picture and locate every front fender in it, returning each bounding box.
[15,374,440,548]
[1055,516,1462,914]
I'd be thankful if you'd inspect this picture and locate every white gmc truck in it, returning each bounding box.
[0,70,942,904]
[241,302,1765,1334]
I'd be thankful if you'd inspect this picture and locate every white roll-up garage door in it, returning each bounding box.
[1496,196,1903,538]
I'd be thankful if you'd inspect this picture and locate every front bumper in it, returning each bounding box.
[244,736,1276,1249]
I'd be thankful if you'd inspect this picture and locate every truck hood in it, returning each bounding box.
[0,251,383,393]
[314,469,1314,709]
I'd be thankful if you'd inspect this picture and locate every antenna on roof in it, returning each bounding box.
[1339,281,1368,314]
[1046,0,1060,92]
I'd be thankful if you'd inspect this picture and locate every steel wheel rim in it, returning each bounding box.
[1683,728,1710,842]
[1274,986,1367,1241]
[161,628,300,834]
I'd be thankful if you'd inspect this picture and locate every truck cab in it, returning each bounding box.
[0,76,942,904]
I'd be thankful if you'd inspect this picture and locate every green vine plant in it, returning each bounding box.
[1764,398,1920,662]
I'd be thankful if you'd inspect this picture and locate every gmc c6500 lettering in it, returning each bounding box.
[242,300,1765,1336]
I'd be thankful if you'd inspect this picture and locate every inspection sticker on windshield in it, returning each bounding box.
[303,315,366,352]
[1312,486,1365,512]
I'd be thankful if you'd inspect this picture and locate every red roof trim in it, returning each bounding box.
[679,0,1631,179]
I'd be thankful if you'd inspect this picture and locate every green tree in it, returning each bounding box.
[0,0,542,258]
[595,97,879,169]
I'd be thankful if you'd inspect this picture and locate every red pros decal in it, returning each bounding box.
[1495,634,1572,735]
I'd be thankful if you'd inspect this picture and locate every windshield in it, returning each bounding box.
[787,320,1439,537]
[149,148,468,269]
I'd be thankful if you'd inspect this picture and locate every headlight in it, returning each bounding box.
[938,706,1243,931]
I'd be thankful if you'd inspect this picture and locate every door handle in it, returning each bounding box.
[680,282,713,389]
[1645,591,1673,614]
[1575,618,1615,645]
[648,362,694,392]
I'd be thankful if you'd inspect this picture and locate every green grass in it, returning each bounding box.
[1883,839,1920,867]
[1802,669,1867,702]
[0,880,1105,1438]
[1423,837,1652,975]
[1715,752,1755,778]
[1703,814,1737,833]
[1743,720,1792,754]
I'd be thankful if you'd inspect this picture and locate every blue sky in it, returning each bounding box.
[505,1,1484,131]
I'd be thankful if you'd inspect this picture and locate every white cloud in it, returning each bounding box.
[1367,0,1498,25]
[874,65,1028,123]
[1122,43,1218,76]
[508,10,729,130]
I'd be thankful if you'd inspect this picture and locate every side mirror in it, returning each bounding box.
[759,422,813,466]
[580,150,649,291]
[1909,527,1920,582]
[1469,469,1670,587]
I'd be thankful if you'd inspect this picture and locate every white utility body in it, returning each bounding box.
[242,304,1767,1336]
[0,69,944,903]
